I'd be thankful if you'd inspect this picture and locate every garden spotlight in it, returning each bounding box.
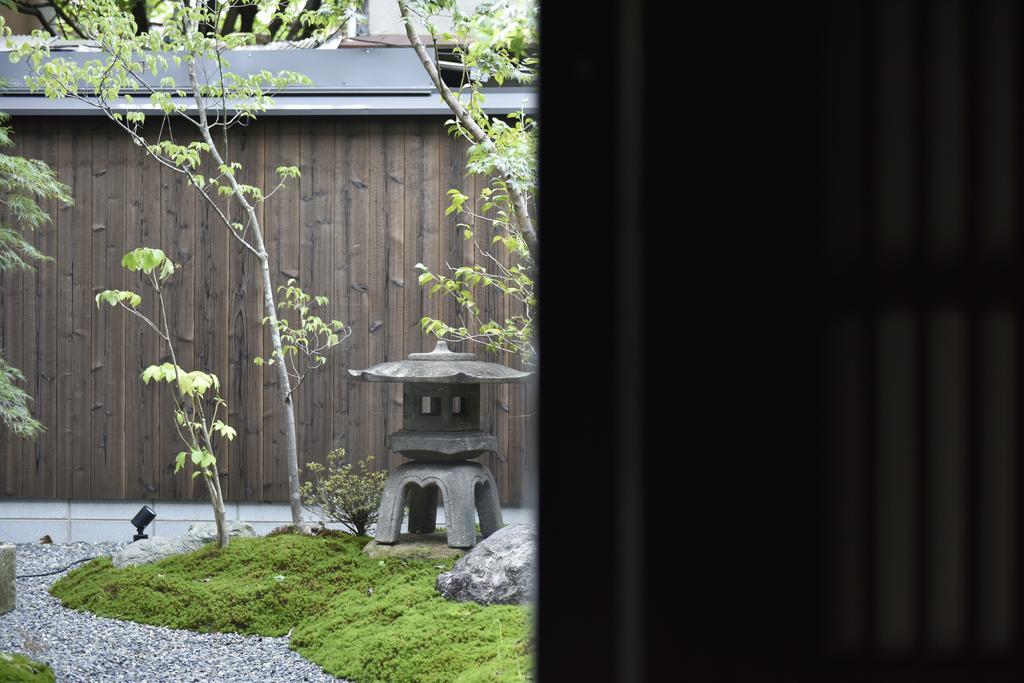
[131,505,156,542]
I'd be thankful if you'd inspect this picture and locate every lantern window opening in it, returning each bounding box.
[420,396,441,416]
[452,396,464,415]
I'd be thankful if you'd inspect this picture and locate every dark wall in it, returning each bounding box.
[539,0,1024,680]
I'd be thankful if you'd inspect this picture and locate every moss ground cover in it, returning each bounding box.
[50,532,531,682]
[0,653,55,682]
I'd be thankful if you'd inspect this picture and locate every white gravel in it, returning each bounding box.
[0,542,346,683]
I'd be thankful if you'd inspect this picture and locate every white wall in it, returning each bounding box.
[0,499,535,543]
[367,0,481,35]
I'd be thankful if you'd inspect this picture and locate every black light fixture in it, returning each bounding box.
[131,505,156,542]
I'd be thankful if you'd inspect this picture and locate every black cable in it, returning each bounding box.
[15,556,97,579]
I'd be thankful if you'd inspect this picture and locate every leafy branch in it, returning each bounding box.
[398,1,537,363]
[255,279,351,399]
[96,247,235,546]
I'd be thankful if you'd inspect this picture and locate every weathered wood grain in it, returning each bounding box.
[158,127,197,499]
[124,121,163,499]
[90,122,127,500]
[227,125,265,502]
[58,123,94,498]
[335,119,371,468]
[383,120,406,474]
[21,119,60,498]
[0,117,527,505]
[261,119,300,501]
[366,122,389,471]
[298,119,336,473]
[195,131,231,499]
[0,123,23,497]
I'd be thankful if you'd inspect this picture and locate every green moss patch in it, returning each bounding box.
[51,533,532,682]
[0,653,55,682]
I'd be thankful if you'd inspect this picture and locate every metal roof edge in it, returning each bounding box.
[0,89,537,116]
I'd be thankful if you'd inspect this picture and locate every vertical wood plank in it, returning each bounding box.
[90,122,127,500]
[227,125,264,501]
[297,119,336,473]
[57,123,93,498]
[0,120,24,497]
[438,129,466,342]
[417,119,442,350]
[400,118,436,469]
[336,119,371,469]
[159,128,197,499]
[383,120,405,473]
[124,122,163,499]
[330,120,350,458]
[0,196,10,496]
[402,118,424,371]
[366,122,388,470]
[21,118,60,498]
[262,119,300,501]
[195,131,232,500]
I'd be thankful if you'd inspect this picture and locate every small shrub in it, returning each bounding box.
[301,449,388,536]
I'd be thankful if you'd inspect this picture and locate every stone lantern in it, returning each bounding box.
[349,341,532,548]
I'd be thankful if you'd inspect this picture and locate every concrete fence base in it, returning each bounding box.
[0,543,14,614]
[0,499,536,543]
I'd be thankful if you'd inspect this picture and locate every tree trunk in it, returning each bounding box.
[397,0,539,262]
[187,59,305,530]
[207,477,229,548]
[129,0,149,34]
[251,233,305,529]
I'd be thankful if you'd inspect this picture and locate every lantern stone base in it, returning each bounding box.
[374,461,503,549]
[0,543,15,615]
[362,533,473,561]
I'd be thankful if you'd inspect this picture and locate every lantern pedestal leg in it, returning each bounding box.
[373,469,408,544]
[475,468,503,538]
[407,484,438,534]
[440,479,478,549]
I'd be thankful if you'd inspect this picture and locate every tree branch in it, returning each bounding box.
[397,0,538,261]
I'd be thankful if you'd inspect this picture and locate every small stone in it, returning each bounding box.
[435,524,535,605]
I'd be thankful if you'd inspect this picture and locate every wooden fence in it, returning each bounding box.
[0,115,532,505]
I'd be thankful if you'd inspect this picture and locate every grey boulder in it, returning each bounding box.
[111,521,256,569]
[182,521,256,546]
[435,523,535,605]
[111,537,192,569]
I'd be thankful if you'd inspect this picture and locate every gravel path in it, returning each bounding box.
[0,542,345,683]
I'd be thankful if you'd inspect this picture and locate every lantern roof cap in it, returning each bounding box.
[348,341,533,384]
